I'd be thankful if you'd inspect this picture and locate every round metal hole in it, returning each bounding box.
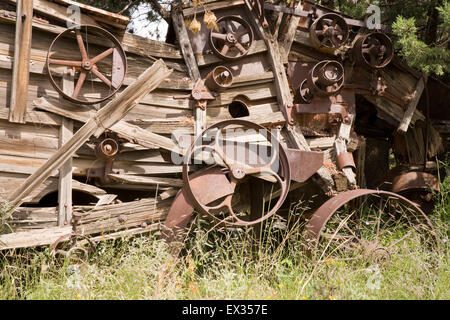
[228,100,249,118]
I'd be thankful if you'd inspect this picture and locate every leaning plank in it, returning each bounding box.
[5,60,172,216]
[9,0,33,123]
[0,226,72,250]
[282,0,304,56]
[108,174,184,188]
[397,76,427,134]
[172,9,205,137]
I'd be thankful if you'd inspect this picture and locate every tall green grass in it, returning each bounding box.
[1,163,448,300]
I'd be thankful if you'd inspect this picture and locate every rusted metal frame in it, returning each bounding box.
[172,8,205,137]
[305,189,438,247]
[390,172,440,194]
[162,166,237,243]
[9,0,33,123]
[244,0,334,193]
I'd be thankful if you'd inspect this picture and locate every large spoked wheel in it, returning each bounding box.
[209,16,254,60]
[304,190,439,261]
[310,13,349,50]
[182,120,290,227]
[47,25,127,105]
[354,32,394,69]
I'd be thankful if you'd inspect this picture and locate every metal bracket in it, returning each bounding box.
[174,79,216,110]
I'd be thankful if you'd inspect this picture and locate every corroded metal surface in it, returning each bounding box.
[336,152,356,170]
[390,172,440,194]
[305,189,437,245]
[162,166,235,243]
[285,148,324,183]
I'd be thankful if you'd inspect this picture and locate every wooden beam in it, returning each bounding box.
[6,0,100,27]
[57,69,74,226]
[0,226,72,251]
[282,0,304,56]
[9,0,33,123]
[171,9,205,137]
[398,76,427,134]
[5,60,172,217]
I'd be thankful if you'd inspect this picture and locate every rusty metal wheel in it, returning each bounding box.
[310,13,349,50]
[354,32,394,69]
[304,190,439,260]
[182,120,291,226]
[51,233,97,265]
[306,60,344,97]
[295,79,314,104]
[47,25,127,105]
[209,16,254,60]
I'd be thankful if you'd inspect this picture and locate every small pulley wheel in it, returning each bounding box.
[354,32,394,69]
[209,16,254,60]
[310,13,349,50]
[306,60,344,96]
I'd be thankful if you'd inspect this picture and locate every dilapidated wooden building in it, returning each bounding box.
[0,0,448,251]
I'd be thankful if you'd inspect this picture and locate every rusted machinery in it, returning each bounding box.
[0,0,447,254]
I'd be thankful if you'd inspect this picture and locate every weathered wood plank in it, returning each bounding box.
[0,226,72,250]
[8,0,33,123]
[398,76,427,133]
[282,0,304,56]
